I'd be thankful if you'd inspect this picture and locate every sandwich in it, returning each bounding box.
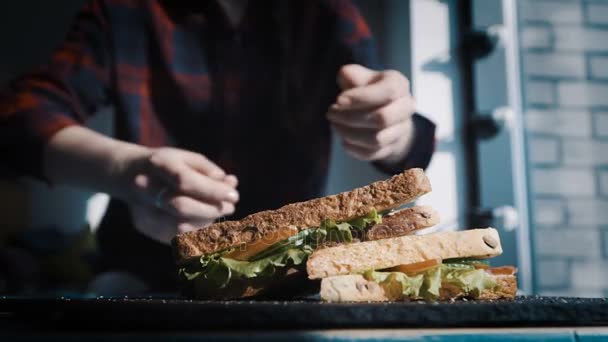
[171,168,439,299]
[307,228,518,302]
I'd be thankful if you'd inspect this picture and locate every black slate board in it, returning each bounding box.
[0,296,607,331]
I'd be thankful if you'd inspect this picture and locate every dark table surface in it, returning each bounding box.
[1,295,607,332]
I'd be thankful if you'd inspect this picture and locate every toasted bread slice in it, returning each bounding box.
[172,168,431,264]
[307,228,503,279]
[365,205,438,241]
[319,272,517,302]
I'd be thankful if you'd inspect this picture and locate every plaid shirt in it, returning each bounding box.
[0,0,435,290]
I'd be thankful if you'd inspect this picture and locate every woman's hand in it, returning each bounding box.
[44,126,238,244]
[328,64,416,165]
[117,147,239,244]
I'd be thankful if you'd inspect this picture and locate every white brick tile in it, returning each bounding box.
[532,168,596,196]
[589,55,608,79]
[562,140,608,165]
[594,112,608,138]
[526,80,555,105]
[521,1,583,23]
[586,3,608,25]
[567,199,608,225]
[524,52,585,78]
[529,137,560,164]
[571,260,608,289]
[536,229,601,258]
[554,26,608,52]
[534,198,566,226]
[525,109,592,137]
[558,82,608,107]
[538,259,569,288]
[600,170,608,197]
[521,26,552,49]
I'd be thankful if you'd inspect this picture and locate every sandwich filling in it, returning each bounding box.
[179,210,383,288]
[364,259,514,300]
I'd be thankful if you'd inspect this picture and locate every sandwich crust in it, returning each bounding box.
[319,273,517,302]
[307,228,503,279]
[172,168,431,264]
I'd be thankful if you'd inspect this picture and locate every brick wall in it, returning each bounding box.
[520,0,608,297]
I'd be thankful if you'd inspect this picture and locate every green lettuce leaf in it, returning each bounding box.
[347,209,382,231]
[441,265,497,298]
[363,270,425,298]
[205,258,232,288]
[222,247,311,278]
[362,262,498,300]
[422,266,442,299]
[442,258,489,267]
[318,220,354,244]
[179,210,384,287]
[181,247,312,288]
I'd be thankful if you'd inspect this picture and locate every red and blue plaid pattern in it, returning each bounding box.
[0,0,435,290]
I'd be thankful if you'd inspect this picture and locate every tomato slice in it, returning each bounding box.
[473,263,490,270]
[386,259,442,275]
[226,226,298,261]
[485,266,518,275]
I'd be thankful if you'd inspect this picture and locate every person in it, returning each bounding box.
[0,0,435,292]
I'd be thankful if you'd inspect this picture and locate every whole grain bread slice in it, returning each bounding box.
[365,205,439,241]
[172,168,431,264]
[319,272,517,302]
[306,228,503,279]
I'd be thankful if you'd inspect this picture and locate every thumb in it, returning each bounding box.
[337,64,380,90]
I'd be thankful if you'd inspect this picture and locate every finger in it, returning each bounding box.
[147,152,192,186]
[148,160,239,203]
[333,122,405,150]
[177,222,199,235]
[219,201,236,216]
[164,195,235,221]
[337,64,379,90]
[328,96,414,129]
[223,174,238,188]
[327,108,380,129]
[176,203,232,235]
[139,167,239,207]
[148,150,226,185]
[175,169,240,203]
[175,150,226,180]
[342,139,394,161]
[335,71,409,110]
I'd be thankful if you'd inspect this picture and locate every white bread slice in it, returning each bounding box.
[307,228,502,279]
[319,272,517,302]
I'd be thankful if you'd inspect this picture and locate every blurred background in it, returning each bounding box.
[0,0,606,298]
